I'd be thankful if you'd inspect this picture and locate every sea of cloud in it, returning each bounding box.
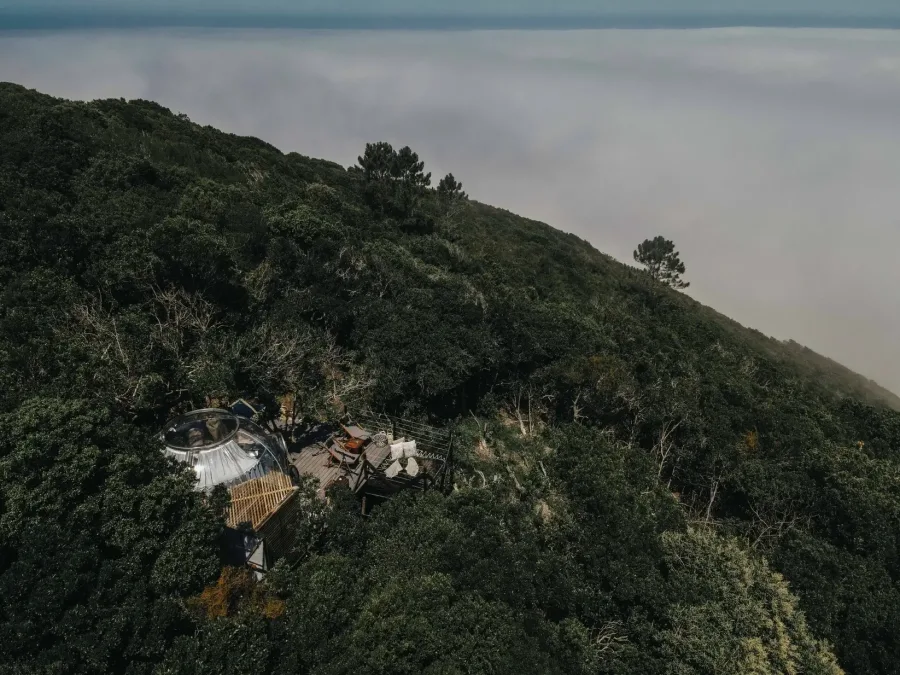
[2,27,899,390]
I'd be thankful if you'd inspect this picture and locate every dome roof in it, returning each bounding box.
[161,408,288,491]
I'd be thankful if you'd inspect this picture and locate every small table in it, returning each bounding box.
[343,438,366,453]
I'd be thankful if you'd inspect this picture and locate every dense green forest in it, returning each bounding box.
[2,81,900,675]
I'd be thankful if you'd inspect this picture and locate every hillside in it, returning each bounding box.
[2,81,900,675]
[777,339,900,411]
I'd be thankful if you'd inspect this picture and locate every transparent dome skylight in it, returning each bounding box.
[161,408,288,492]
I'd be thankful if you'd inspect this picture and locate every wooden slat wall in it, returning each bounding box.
[227,472,296,529]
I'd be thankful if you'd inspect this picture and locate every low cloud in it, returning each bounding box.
[2,27,899,391]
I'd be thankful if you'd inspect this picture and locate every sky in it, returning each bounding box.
[1,27,899,393]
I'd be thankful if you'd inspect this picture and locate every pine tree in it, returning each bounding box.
[356,142,396,216]
[393,146,431,216]
[437,173,467,205]
[355,142,431,218]
[633,236,690,289]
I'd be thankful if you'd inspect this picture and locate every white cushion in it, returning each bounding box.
[385,459,402,478]
[405,456,420,477]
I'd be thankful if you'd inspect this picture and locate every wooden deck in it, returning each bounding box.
[364,442,391,470]
[289,438,395,499]
[287,415,452,503]
[290,445,343,498]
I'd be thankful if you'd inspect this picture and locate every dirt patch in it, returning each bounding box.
[475,438,494,461]
[535,499,553,523]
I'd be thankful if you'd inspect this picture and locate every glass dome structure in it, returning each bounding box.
[160,408,289,491]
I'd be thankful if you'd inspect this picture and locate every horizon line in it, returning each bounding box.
[3,10,900,31]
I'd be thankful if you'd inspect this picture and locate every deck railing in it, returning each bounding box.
[348,409,454,483]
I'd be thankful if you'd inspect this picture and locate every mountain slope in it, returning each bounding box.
[1,81,899,675]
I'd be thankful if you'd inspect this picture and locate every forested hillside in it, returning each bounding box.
[2,81,900,675]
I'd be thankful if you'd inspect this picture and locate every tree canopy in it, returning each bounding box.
[355,141,432,219]
[1,81,899,674]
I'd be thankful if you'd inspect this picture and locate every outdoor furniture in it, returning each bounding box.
[342,424,372,441]
[325,436,362,468]
[343,437,366,453]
